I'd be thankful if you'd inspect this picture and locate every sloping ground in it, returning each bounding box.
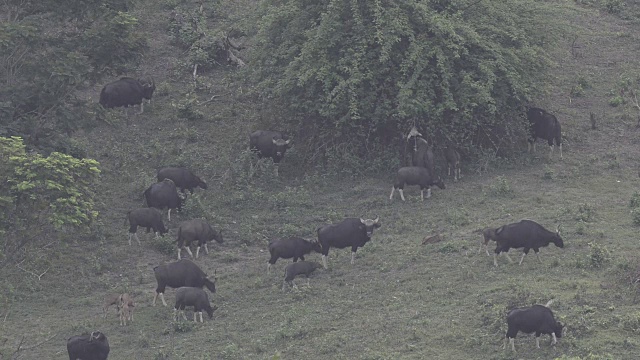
[3,1,640,360]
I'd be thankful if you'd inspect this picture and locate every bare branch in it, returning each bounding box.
[198,93,229,106]
[10,332,57,358]
[15,262,49,280]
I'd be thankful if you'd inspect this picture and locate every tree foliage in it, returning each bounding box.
[250,0,556,158]
[0,0,146,152]
[0,136,101,270]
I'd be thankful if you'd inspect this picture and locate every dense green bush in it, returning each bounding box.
[588,242,611,268]
[250,0,556,162]
[0,137,100,270]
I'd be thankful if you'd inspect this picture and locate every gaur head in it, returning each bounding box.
[204,270,217,293]
[89,331,106,342]
[360,217,381,237]
[433,177,446,190]
[309,239,322,253]
[139,77,155,100]
[206,304,219,319]
[552,225,564,248]
[271,137,291,158]
[214,230,224,244]
[195,175,207,190]
[407,126,422,140]
[554,322,564,339]
[309,261,323,271]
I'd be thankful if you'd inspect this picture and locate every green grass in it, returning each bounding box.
[3,0,640,359]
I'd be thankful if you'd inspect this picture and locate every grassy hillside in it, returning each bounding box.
[3,1,640,359]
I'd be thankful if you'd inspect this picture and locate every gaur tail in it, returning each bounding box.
[143,187,151,203]
[99,88,108,107]
[124,211,131,227]
[176,227,182,244]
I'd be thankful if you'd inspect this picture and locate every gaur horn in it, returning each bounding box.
[284,139,291,145]
[272,138,278,144]
[373,216,379,223]
[407,126,422,139]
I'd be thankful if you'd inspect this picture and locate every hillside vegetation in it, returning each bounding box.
[2,0,640,359]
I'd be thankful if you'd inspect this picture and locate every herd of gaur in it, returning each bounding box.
[67,77,565,359]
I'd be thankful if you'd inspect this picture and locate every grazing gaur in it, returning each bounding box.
[405,126,435,175]
[126,208,167,245]
[157,167,207,195]
[66,331,110,360]
[144,179,183,221]
[317,217,381,269]
[267,237,322,273]
[173,286,218,322]
[249,130,291,176]
[493,220,564,267]
[527,107,562,159]
[389,166,446,201]
[282,261,322,291]
[176,218,224,260]
[153,259,216,307]
[444,145,461,181]
[99,77,155,114]
[505,300,563,352]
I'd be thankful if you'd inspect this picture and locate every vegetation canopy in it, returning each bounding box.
[250,0,555,158]
[0,136,100,270]
[0,0,146,153]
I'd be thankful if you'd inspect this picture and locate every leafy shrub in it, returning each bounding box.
[438,243,457,254]
[629,192,640,208]
[174,93,204,121]
[621,312,640,332]
[588,242,611,268]
[485,176,513,197]
[571,84,585,97]
[81,9,147,73]
[576,203,596,222]
[445,208,470,227]
[608,95,624,107]
[631,208,640,226]
[151,235,175,256]
[220,342,241,359]
[603,0,625,14]
[168,8,203,48]
[181,194,209,219]
[543,165,555,180]
[173,320,195,333]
